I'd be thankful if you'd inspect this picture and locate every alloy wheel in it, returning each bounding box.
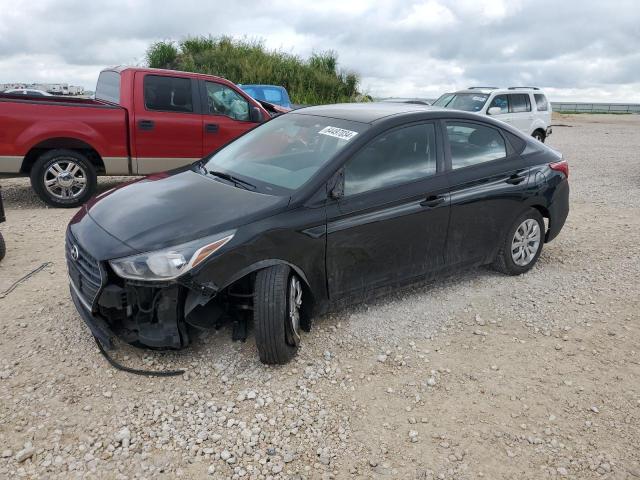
[44,159,88,200]
[286,275,302,346]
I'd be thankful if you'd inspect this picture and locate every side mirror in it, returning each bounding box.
[329,170,344,199]
[487,107,502,116]
[249,106,264,123]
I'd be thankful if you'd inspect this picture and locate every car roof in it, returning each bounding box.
[240,84,284,89]
[452,88,544,95]
[293,102,447,123]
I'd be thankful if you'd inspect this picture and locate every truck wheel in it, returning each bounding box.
[0,232,5,261]
[492,208,544,276]
[30,149,97,208]
[253,265,302,364]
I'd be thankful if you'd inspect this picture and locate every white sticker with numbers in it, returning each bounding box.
[318,126,359,141]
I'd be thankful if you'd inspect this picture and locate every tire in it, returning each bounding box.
[0,232,5,262]
[30,149,97,208]
[253,265,302,364]
[532,130,546,143]
[492,208,545,276]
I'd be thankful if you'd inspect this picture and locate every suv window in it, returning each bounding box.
[446,122,507,169]
[509,94,531,113]
[488,94,508,114]
[534,93,549,111]
[344,123,437,196]
[206,82,250,121]
[144,75,193,113]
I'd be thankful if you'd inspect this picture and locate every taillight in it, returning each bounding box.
[549,159,569,179]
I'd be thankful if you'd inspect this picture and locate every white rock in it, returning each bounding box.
[377,354,387,363]
[15,446,34,463]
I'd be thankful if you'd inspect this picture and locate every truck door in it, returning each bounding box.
[200,80,260,156]
[133,73,203,174]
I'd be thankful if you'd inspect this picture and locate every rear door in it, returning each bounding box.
[507,93,534,134]
[326,122,450,300]
[443,120,530,267]
[200,80,259,156]
[132,73,203,174]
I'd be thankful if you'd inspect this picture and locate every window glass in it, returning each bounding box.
[488,95,508,114]
[534,93,548,111]
[446,122,507,169]
[144,75,193,113]
[204,113,368,192]
[433,93,488,112]
[344,123,437,196]
[206,82,250,121]
[509,94,531,113]
[95,71,121,104]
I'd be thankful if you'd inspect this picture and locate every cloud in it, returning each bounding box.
[0,0,639,101]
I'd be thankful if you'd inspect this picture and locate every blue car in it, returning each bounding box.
[239,84,291,109]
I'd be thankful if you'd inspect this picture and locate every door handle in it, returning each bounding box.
[138,119,154,131]
[205,123,219,133]
[506,174,527,185]
[420,195,445,208]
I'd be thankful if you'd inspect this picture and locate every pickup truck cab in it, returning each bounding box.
[0,67,273,207]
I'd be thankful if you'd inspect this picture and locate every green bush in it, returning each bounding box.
[145,36,364,105]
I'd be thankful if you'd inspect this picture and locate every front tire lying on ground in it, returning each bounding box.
[30,149,97,208]
[253,264,302,364]
[492,208,545,275]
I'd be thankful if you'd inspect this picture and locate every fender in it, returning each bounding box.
[183,258,313,316]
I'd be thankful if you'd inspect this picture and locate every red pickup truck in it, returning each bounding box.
[0,66,278,207]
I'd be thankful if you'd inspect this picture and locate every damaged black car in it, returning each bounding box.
[66,103,569,364]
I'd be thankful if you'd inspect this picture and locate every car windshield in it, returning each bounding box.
[433,93,489,112]
[203,113,368,194]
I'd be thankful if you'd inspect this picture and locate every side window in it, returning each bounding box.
[534,94,548,111]
[446,122,507,169]
[205,82,250,121]
[488,94,508,114]
[144,75,193,113]
[509,94,531,113]
[344,123,437,196]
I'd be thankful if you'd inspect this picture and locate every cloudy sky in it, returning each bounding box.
[1,0,639,102]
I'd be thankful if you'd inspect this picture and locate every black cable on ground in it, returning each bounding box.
[94,337,185,377]
[0,262,52,299]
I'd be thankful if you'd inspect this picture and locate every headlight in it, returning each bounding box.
[109,231,234,281]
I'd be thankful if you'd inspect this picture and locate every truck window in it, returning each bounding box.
[95,71,121,104]
[205,81,250,121]
[144,75,193,113]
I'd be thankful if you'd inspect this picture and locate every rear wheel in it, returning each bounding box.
[492,208,544,275]
[30,149,97,208]
[0,232,5,261]
[532,130,546,142]
[253,265,302,364]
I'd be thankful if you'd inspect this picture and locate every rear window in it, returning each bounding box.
[534,94,549,111]
[95,71,121,104]
[509,94,531,113]
[433,93,488,112]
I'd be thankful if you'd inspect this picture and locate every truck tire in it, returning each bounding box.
[0,232,5,261]
[532,130,546,142]
[492,208,545,276]
[253,265,302,364]
[30,149,97,208]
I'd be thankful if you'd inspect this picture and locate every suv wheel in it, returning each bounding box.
[30,149,97,208]
[532,130,546,142]
[253,265,302,364]
[492,208,545,275]
[0,232,5,261]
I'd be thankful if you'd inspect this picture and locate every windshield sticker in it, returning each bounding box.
[318,126,359,141]
[472,96,486,102]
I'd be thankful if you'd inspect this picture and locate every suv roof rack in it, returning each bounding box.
[467,86,499,90]
[507,86,540,90]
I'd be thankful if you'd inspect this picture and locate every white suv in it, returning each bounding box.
[432,87,552,142]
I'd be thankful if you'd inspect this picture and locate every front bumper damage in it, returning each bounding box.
[66,231,224,350]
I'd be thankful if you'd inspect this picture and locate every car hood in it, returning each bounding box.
[83,170,286,253]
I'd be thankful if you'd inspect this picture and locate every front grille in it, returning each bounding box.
[66,230,103,308]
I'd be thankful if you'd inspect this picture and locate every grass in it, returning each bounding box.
[146,36,365,105]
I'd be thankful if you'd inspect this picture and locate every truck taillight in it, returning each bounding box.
[549,159,569,179]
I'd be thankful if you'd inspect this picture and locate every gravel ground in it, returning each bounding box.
[0,114,639,479]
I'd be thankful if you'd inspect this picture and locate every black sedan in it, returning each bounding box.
[66,103,569,364]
